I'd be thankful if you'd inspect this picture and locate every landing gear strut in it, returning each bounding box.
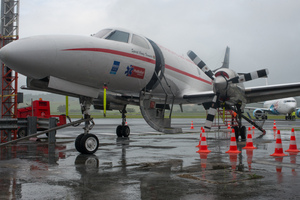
[234,104,246,141]
[75,97,99,154]
[116,106,130,137]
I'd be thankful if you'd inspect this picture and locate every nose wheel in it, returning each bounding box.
[75,133,99,154]
[75,97,99,154]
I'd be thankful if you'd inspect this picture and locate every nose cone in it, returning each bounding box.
[214,76,227,93]
[0,36,56,79]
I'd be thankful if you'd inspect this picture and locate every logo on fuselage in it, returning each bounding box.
[125,65,145,79]
[110,61,120,74]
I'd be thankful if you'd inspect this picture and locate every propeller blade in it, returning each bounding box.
[187,50,215,80]
[229,69,269,83]
[204,94,219,130]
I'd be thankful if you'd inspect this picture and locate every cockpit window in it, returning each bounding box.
[284,100,296,103]
[132,34,149,49]
[94,29,112,38]
[105,30,129,43]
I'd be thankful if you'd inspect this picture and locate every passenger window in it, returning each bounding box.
[106,30,129,43]
[132,34,149,49]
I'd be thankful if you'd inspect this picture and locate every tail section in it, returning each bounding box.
[221,46,230,69]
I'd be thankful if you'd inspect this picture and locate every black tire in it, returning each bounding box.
[116,125,123,137]
[75,133,85,153]
[240,126,246,141]
[122,126,130,137]
[17,128,28,138]
[80,134,99,154]
[233,126,239,141]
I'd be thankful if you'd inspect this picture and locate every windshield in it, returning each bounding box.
[105,30,130,43]
[94,29,112,38]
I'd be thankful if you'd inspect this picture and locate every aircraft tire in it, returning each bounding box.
[122,126,130,137]
[17,128,28,138]
[75,133,85,153]
[240,126,246,141]
[234,126,239,141]
[80,134,99,154]
[116,125,123,137]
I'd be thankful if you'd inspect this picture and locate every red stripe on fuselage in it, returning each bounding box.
[63,48,156,64]
[165,64,212,85]
[63,48,212,85]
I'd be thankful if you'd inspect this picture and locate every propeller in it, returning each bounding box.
[187,50,269,130]
[227,69,269,83]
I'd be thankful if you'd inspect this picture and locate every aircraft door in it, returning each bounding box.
[144,39,165,91]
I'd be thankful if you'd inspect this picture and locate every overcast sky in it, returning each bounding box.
[17,0,300,90]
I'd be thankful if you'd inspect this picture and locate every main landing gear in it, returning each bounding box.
[116,106,130,138]
[233,104,246,141]
[75,97,99,154]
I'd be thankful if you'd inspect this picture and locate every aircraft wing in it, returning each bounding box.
[245,82,300,103]
[183,91,215,104]
[183,82,300,105]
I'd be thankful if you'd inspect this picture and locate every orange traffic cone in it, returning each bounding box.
[270,130,287,157]
[196,134,211,153]
[227,123,231,130]
[285,128,300,152]
[243,127,257,149]
[226,129,241,154]
[125,121,128,126]
[190,121,194,129]
[196,129,204,147]
[272,120,277,130]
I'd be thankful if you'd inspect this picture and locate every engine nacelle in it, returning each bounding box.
[296,109,300,118]
[253,109,266,119]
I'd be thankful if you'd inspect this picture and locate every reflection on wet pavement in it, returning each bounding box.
[0,118,300,199]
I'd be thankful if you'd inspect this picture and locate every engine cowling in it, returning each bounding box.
[253,109,266,119]
[296,109,300,118]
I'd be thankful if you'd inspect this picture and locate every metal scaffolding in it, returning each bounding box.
[0,0,20,142]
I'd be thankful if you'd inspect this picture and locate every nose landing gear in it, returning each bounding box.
[75,97,99,154]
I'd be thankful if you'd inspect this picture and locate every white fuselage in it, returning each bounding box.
[0,29,213,104]
[263,97,297,115]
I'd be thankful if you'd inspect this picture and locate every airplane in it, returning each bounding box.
[1,27,300,154]
[249,97,299,120]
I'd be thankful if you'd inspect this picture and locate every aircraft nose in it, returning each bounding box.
[0,36,56,79]
[0,42,13,64]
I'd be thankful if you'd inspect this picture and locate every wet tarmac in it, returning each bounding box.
[1,118,300,199]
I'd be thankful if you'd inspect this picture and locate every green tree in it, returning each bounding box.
[57,105,66,113]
